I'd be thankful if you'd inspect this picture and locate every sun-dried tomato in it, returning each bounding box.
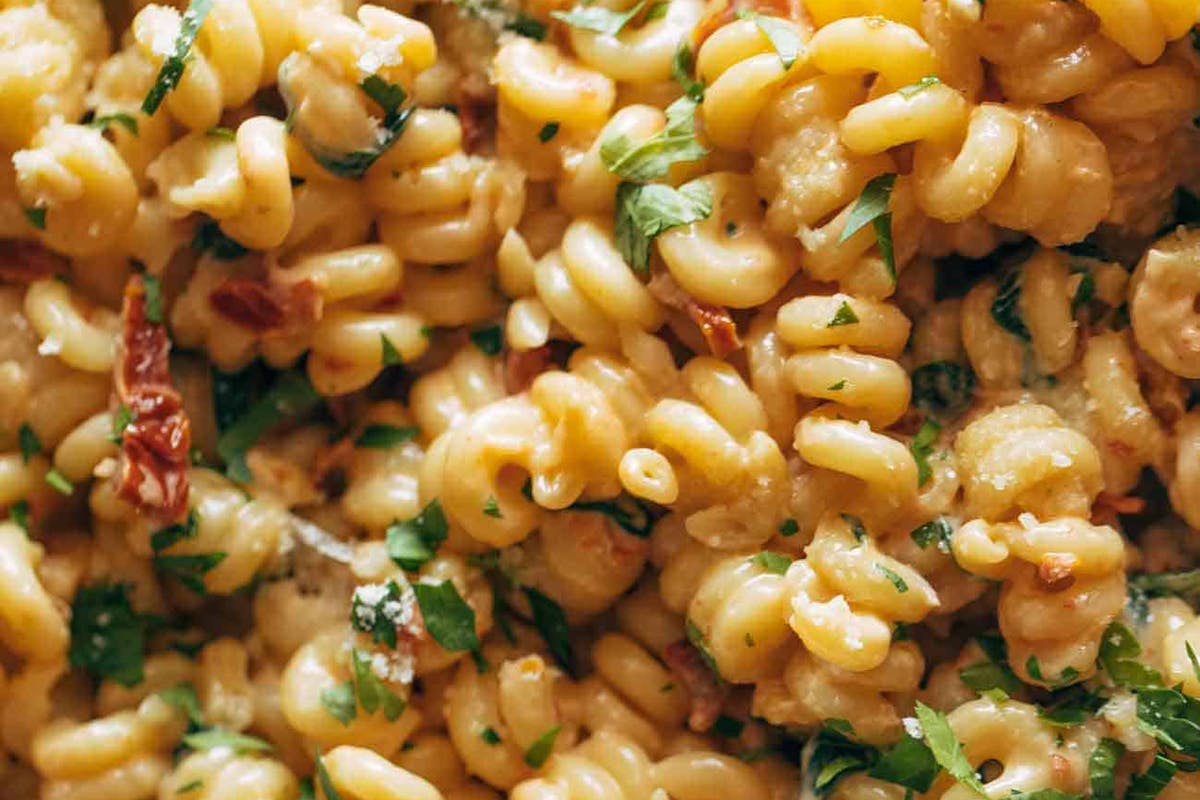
[505,346,552,394]
[0,239,67,284]
[663,639,726,732]
[685,298,742,358]
[114,275,191,520]
[209,277,322,336]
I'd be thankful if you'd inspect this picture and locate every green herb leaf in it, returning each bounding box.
[177,779,204,794]
[1025,656,1081,689]
[1071,267,1095,312]
[355,424,419,449]
[875,563,908,593]
[314,749,343,800]
[778,518,798,537]
[507,13,547,39]
[827,300,859,327]
[537,121,561,143]
[910,517,952,552]
[896,75,941,98]
[1129,570,1200,605]
[613,178,712,274]
[737,11,801,68]
[216,370,321,483]
[142,0,215,115]
[551,0,645,34]
[840,513,867,542]
[320,681,357,726]
[991,268,1031,341]
[684,619,723,683]
[306,77,414,179]
[206,126,236,140]
[711,714,744,738]
[750,551,792,575]
[839,174,895,244]
[524,586,573,672]
[1038,685,1106,727]
[10,499,29,531]
[481,726,502,745]
[142,274,164,324]
[23,206,46,230]
[671,42,705,101]
[909,418,941,487]
[1135,687,1200,755]
[1127,753,1177,800]
[351,648,407,721]
[601,96,708,182]
[351,580,405,649]
[470,325,504,355]
[183,728,273,754]
[911,361,976,419]
[808,723,875,794]
[191,218,250,260]
[69,583,145,687]
[109,405,136,445]
[914,701,985,794]
[154,552,227,594]
[875,214,896,282]
[18,423,40,464]
[1088,738,1124,800]
[150,508,200,552]
[868,734,939,793]
[386,500,449,571]
[159,683,204,727]
[360,75,406,116]
[482,496,503,518]
[564,494,653,538]
[45,468,73,495]
[1099,621,1163,689]
[524,725,562,768]
[89,112,139,136]
[1188,641,1200,683]
[959,658,1021,697]
[380,334,402,367]
[413,580,479,652]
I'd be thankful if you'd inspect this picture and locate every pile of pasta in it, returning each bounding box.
[5,0,1200,797]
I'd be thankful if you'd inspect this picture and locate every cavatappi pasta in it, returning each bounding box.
[6,0,1200,797]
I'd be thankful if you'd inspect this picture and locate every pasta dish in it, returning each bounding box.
[2,0,1200,797]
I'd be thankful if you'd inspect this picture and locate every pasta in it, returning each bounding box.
[4,0,1200,797]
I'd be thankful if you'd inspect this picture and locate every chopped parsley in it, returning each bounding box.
[150,508,200,552]
[23,207,46,230]
[614,179,712,274]
[909,418,941,487]
[69,583,145,687]
[551,0,646,34]
[141,0,215,115]
[839,174,897,280]
[88,112,139,136]
[750,551,792,575]
[351,648,406,720]
[142,274,164,324]
[482,496,503,518]
[523,586,573,673]
[380,334,403,367]
[154,552,227,594]
[44,468,73,495]
[480,726,502,745]
[355,424,419,449]
[840,513,867,542]
[896,75,941,98]
[215,369,321,482]
[182,728,273,754]
[386,499,449,571]
[910,517,952,552]
[18,423,40,463]
[875,563,908,593]
[711,714,744,738]
[685,619,722,683]
[911,361,976,419]
[671,42,704,101]
[778,518,799,537]
[109,405,136,445]
[191,218,250,260]
[827,301,859,327]
[524,724,561,767]
[470,325,504,355]
[914,701,986,794]
[412,580,479,652]
[601,96,708,182]
[735,10,801,68]
[538,122,560,143]
[320,681,358,725]
[350,580,406,649]
[1088,738,1123,800]
[991,269,1031,341]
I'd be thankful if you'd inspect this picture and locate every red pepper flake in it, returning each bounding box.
[114,274,191,520]
[209,277,322,336]
[1092,491,1146,526]
[456,85,495,156]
